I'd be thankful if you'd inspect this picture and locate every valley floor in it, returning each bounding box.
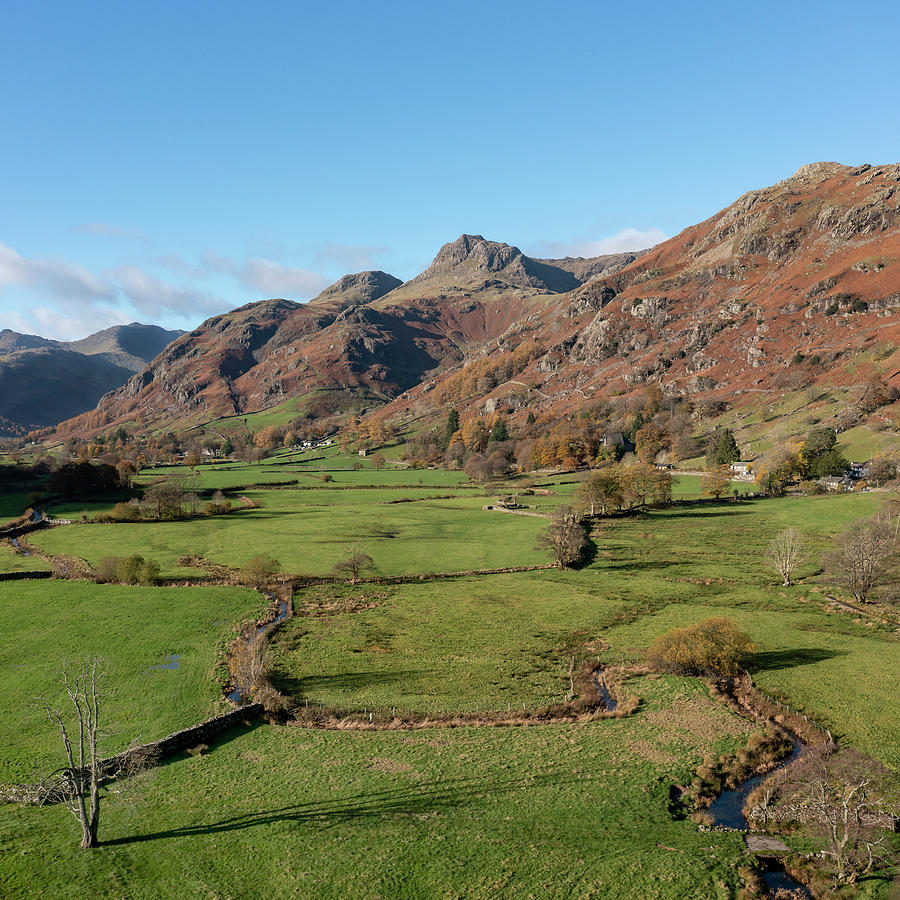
[0,462,897,898]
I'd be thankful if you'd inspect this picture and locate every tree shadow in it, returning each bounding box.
[571,533,598,570]
[601,559,683,572]
[269,669,424,699]
[104,770,574,846]
[748,648,846,672]
[655,508,752,520]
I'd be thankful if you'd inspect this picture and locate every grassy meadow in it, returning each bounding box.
[1,678,759,900]
[1,455,897,898]
[0,580,263,783]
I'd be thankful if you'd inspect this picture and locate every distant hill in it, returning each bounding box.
[66,322,184,372]
[0,323,183,435]
[56,162,900,440]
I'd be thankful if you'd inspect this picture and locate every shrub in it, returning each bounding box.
[647,617,756,676]
[240,554,280,588]
[116,554,161,586]
[204,490,232,516]
[95,556,123,583]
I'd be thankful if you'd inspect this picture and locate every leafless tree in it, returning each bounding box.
[42,660,104,848]
[536,506,587,568]
[332,542,375,583]
[772,749,899,887]
[766,527,804,586]
[824,514,897,602]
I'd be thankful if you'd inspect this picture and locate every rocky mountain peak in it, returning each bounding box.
[423,234,524,275]
[309,270,403,308]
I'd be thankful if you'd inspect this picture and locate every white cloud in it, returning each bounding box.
[312,242,389,272]
[0,241,232,340]
[113,265,226,317]
[203,252,330,299]
[534,227,668,259]
[0,241,115,301]
[30,305,133,341]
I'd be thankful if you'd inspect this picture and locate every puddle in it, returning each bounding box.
[760,858,811,898]
[147,654,182,673]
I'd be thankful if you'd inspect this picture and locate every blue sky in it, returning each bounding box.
[2,0,898,339]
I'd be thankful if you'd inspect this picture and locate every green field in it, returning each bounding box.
[0,542,51,572]
[0,492,32,524]
[1,464,897,898]
[268,493,898,769]
[30,490,547,578]
[1,678,758,900]
[0,581,263,782]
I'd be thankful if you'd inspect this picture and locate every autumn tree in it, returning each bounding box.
[703,465,733,499]
[635,423,664,464]
[575,469,622,517]
[141,478,188,519]
[766,527,803,586]
[647,617,756,676]
[536,506,587,568]
[755,446,798,496]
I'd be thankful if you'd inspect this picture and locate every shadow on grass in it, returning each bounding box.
[653,507,753,520]
[571,533,599,570]
[748,648,846,671]
[103,770,575,846]
[600,559,683,572]
[269,669,424,698]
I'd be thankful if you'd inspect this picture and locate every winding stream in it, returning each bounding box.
[594,673,618,712]
[707,736,805,829]
[227,597,289,704]
[706,734,810,898]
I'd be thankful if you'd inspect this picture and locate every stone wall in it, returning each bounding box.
[1,703,264,805]
[0,571,52,581]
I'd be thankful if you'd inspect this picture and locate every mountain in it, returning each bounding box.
[55,163,900,440]
[0,330,58,354]
[66,323,184,372]
[0,323,183,435]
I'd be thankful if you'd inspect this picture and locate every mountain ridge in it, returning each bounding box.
[51,162,900,440]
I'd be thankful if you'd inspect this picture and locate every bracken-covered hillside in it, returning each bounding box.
[58,163,900,437]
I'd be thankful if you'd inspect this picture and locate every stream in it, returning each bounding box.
[10,538,30,556]
[706,735,810,898]
[227,597,289,704]
[594,673,618,712]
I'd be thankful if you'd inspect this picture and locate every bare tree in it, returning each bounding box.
[761,749,899,887]
[536,506,587,568]
[824,515,897,602]
[766,527,804,586]
[43,660,104,849]
[332,542,375,582]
